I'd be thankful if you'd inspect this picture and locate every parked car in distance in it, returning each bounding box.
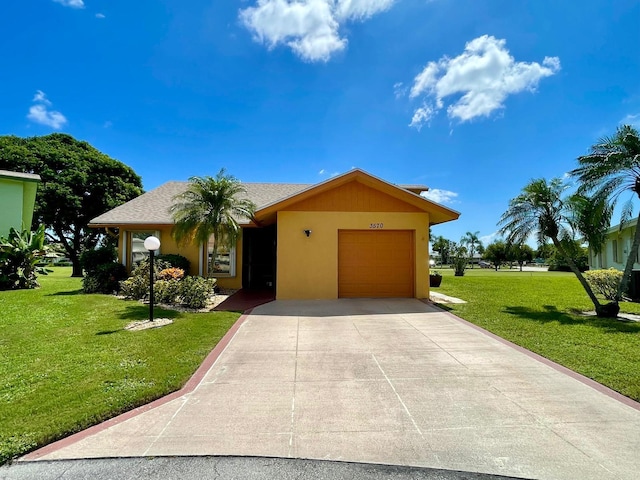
[478,260,491,268]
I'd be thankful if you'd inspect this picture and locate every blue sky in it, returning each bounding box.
[2,0,639,246]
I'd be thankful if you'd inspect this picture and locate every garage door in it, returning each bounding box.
[338,230,414,298]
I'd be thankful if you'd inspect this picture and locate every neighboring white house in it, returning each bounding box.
[589,219,640,271]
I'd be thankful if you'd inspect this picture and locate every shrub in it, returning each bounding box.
[81,247,128,294]
[154,279,182,305]
[80,247,117,274]
[120,274,149,300]
[179,276,216,309]
[156,254,190,273]
[82,263,128,294]
[585,268,623,301]
[158,267,185,281]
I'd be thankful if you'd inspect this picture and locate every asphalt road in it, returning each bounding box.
[0,457,528,480]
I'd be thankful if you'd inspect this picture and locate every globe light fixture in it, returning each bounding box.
[144,236,161,322]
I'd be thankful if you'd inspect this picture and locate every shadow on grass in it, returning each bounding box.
[96,329,121,335]
[48,289,84,296]
[504,305,640,333]
[432,303,454,312]
[117,303,180,321]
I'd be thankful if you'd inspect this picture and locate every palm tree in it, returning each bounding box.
[461,231,481,268]
[498,178,618,317]
[571,125,640,299]
[170,169,256,274]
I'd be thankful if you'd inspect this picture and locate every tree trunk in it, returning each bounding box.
[70,252,83,277]
[550,236,611,316]
[616,213,640,300]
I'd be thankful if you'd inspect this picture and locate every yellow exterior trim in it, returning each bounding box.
[276,211,431,300]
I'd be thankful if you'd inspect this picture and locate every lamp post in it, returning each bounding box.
[144,236,161,322]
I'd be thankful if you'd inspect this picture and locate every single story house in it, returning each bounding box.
[89,169,460,299]
[589,219,639,271]
[0,169,41,237]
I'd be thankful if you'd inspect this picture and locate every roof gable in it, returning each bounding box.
[254,169,459,225]
[282,179,423,213]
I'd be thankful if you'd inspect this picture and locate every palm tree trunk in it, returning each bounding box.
[616,214,640,300]
[550,236,607,314]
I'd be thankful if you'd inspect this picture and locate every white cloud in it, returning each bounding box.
[33,90,51,105]
[319,169,326,175]
[621,113,640,128]
[421,188,458,205]
[408,105,435,131]
[239,0,396,62]
[96,13,106,19]
[407,35,560,128]
[53,0,85,8]
[479,231,500,245]
[27,91,67,129]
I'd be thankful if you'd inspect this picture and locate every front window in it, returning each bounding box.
[207,235,235,277]
[131,231,159,266]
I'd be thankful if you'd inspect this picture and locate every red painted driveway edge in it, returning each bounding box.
[427,301,640,412]
[21,310,253,461]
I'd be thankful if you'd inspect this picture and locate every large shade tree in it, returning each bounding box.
[170,169,256,273]
[571,124,640,299]
[0,134,143,276]
[498,177,618,317]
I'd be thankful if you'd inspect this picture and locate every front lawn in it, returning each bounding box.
[0,268,239,464]
[434,268,640,402]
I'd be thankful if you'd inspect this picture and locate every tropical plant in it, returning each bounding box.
[0,134,143,276]
[170,169,256,274]
[571,124,640,299]
[0,225,48,290]
[461,231,482,268]
[450,242,468,276]
[498,178,618,317]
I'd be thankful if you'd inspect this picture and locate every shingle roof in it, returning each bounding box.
[89,181,312,226]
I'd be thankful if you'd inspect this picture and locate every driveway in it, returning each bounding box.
[23,299,640,479]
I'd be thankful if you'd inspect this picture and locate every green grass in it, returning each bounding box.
[434,267,640,402]
[0,268,239,464]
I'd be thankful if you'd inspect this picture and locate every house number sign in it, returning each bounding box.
[369,223,384,229]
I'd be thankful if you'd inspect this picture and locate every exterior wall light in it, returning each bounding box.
[144,235,161,322]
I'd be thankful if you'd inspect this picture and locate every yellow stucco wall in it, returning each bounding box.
[116,225,243,289]
[276,211,431,300]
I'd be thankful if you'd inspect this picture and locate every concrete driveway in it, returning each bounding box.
[23,299,640,480]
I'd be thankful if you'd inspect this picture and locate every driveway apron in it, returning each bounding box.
[23,299,640,480]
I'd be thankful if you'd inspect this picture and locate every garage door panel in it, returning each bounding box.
[338,230,414,298]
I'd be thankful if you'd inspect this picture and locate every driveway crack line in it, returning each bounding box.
[370,352,424,437]
[142,394,191,456]
[353,321,424,437]
[288,315,300,457]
